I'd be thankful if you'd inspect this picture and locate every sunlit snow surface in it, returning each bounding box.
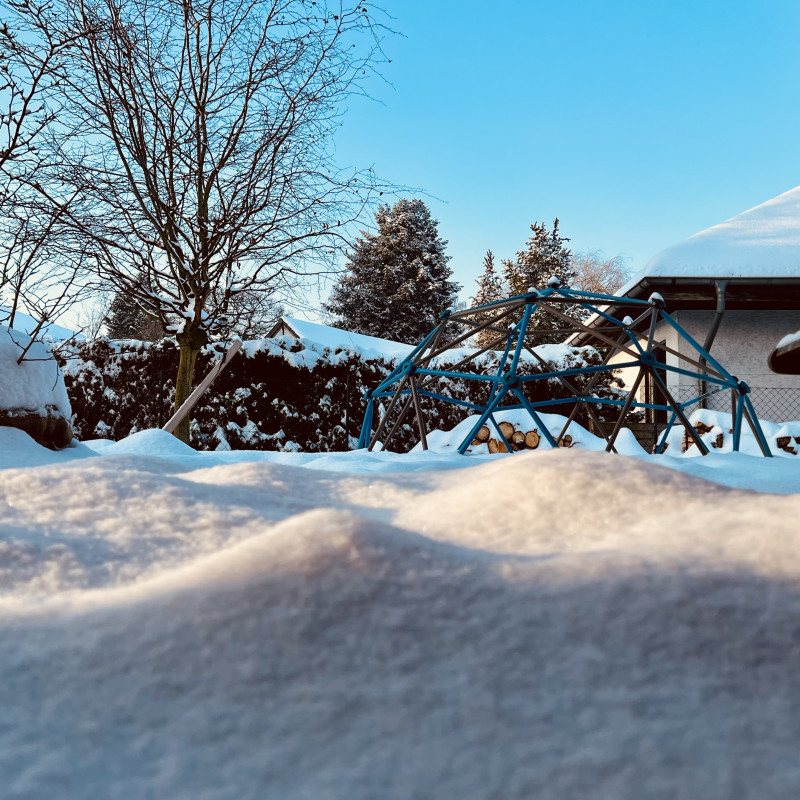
[3,426,800,798]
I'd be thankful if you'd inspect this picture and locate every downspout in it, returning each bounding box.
[698,280,728,407]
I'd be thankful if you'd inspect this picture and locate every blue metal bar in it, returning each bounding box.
[587,397,671,411]
[659,311,736,382]
[648,366,709,455]
[655,411,678,454]
[655,362,734,388]
[558,288,652,306]
[558,289,640,326]
[573,302,627,326]
[397,387,678,415]
[368,373,410,451]
[511,387,560,448]
[732,393,744,451]
[415,367,501,383]
[509,302,534,375]
[374,323,444,391]
[457,386,510,454]
[459,294,530,316]
[416,390,484,411]
[488,414,515,452]
[407,321,447,363]
[357,399,374,449]
[518,361,640,381]
[488,320,520,405]
[742,393,773,457]
[373,370,404,393]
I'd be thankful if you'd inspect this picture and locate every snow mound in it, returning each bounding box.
[0,427,90,469]
[95,428,198,457]
[4,464,800,797]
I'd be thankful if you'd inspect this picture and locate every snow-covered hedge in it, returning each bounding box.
[59,335,621,451]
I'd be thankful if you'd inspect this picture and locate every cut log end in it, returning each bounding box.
[524,430,540,449]
[487,438,510,454]
[498,421,515,440]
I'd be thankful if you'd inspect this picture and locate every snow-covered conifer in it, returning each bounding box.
[502,219,579,342]
[471,250,506,348]
[325,199,460,344]
[501,219,575,296]
[105,289,164,341]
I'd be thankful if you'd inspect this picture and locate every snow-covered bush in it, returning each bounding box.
[1,325,73,448]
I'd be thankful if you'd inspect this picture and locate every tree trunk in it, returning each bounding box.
[173,327,208,444]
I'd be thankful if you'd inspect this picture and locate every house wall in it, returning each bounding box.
[608,310,800,423]
[668,310,800,390]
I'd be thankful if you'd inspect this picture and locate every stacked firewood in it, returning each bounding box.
[470,422,575,453]
[776,436,800,455]
[680,421,719,453]
[678,421,800,454]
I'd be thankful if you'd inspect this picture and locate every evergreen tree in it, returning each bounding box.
[471,250,506,349]
[501,219,578,343]
[325,199,460,344]
[104,290,164,341]
[501,218,575,295]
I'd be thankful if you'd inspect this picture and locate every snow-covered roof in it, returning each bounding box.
[619,185,800,294]
[270,316,414,360]
[0,307,77,342]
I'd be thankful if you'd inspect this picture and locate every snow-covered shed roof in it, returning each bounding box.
[266,316,414,360]
[569,187,800,347]
[612,185,800,311]
[626,185,800,285]
[0,307,77,342]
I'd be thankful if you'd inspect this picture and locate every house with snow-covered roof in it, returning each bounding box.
[576,186,800,423]
[266,316,414,361]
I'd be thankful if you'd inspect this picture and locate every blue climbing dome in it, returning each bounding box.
[358,280,773,457]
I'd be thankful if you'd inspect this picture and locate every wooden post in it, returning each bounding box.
[162,339,243,435]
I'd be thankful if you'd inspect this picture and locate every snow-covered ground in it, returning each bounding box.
[3,425,800,798]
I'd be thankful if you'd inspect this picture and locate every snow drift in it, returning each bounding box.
[3,433,800,797]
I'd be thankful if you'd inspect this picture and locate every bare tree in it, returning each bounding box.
[1,0,88,347]
[216,289,284,339]
[0,0,78,180]
[571,250,630,295]
[26,0,390,441]
[0,204,85,332]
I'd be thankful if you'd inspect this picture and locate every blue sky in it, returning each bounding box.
[333,0,800,304]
